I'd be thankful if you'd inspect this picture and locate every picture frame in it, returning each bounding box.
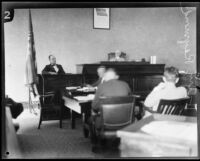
[93,8,110,29]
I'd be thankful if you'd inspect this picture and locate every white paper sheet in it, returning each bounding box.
[74,94,95,102]
[66,86,80,90]
[76,87,95,92]
[141,121,197,142]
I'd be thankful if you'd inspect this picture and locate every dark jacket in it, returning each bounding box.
[5,97,23,119]
[92,79,131,112]
[91,77,103,87]
[42,64,65,75]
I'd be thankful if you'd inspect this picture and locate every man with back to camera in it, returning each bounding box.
[42,55,65,75]
[91,68,132,127]
[143,66,188,117]
[89,68,132,151]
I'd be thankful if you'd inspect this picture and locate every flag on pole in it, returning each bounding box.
[25,9,38,96]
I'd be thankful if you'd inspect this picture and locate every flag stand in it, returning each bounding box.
[26,9,38,116]
[28,86,37,115]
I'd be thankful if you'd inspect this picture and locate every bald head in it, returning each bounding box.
[104,68,119,81]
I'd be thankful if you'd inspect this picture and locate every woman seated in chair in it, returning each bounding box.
[143,66,188,117]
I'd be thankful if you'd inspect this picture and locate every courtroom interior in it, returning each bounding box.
[2,2,200,159]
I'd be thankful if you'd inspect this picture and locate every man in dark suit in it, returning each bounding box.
[92,68,131,113]
[42,55,65,75]
[89,68,131,151]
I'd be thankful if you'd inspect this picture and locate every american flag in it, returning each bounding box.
[25,9,38,97]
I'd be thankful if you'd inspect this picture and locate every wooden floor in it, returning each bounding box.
[15,106,120,159]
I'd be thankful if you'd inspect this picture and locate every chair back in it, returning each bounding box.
[36,74,55,107]
[99,95,136,131]
[36,74,44,95]
[157,97,190,115]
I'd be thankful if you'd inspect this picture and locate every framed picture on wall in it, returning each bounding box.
[93,8,110,29]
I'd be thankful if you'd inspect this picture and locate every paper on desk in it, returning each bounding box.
[74,94,95,102]
[77,87,95,92]
[141,121,197,142]
[66,86,80,90]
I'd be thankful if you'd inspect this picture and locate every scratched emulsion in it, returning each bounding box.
[177,7,196,88]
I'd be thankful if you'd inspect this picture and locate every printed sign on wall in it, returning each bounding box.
[93,8,110,29]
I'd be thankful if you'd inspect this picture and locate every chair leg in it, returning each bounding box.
[38,109,43,129]
[60,118,62,128]
[89,121,97,144]
[92,133,104,153]
[59,109,62,128]
[83,125,89,138]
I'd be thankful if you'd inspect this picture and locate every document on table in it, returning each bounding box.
[141,121,197,142]
[74,94,95,102]
[76,87,96,92]
[66,86,81,90]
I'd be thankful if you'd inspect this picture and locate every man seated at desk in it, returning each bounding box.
[143,66,188,117]
[42,55,65,75]
[86,66,106,88]
[91,68,132,129]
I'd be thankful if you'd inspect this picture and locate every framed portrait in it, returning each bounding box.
[93,8,110,29]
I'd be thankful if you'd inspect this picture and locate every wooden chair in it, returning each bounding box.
[181,104,197,117]
[157,97,190,115]
[37,74,63,129]
[90,95,136,150]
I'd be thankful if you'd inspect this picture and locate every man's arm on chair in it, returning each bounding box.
[143,103,158,114]
[143,88,160,114]
[42,65,57,75]
[58,64,65,74]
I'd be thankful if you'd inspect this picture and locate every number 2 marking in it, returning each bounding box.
[4,11,11,20]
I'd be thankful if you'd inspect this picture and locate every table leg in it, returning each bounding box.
[82,113,90,138]
[70,109,76,129]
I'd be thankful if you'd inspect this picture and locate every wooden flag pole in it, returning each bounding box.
[28,85,37,115]
[28,86,32,113]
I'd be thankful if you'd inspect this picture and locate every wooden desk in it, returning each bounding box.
[62,89,95,137]
[37,74,83,94]
[117,114,197,157]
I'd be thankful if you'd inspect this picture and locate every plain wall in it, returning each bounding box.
[4,8,196,102]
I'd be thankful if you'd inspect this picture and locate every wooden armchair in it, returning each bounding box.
[157,97,190,115]
[37,74,63,129]
[90,95,136,151]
